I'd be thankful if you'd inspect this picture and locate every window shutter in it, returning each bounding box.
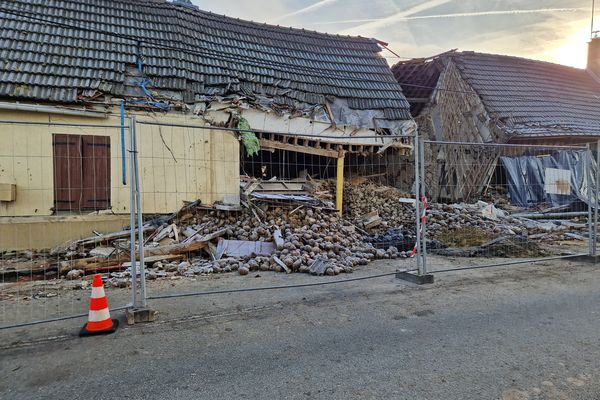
[52,134,83,211]
[82,135,111,210]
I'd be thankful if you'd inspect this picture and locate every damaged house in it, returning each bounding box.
[0,0,415,250]
[392,42,600,204]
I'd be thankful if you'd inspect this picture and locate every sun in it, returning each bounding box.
[546,26,590,68]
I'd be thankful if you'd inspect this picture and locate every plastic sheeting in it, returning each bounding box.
[500,150,596,208]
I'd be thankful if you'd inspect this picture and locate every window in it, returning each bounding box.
[52,134,111,212]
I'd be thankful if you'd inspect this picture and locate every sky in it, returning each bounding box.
[193,0,598,68]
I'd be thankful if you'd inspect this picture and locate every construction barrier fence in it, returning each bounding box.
[0,119,133,329]
[414,139,596,276]
[133,119,419,302]
[0,117,418,329]
[2,115,598,330]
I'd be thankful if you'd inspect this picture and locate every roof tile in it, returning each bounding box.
[0,0,410,119]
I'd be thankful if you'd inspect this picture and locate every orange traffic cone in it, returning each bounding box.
[79,274,119,337]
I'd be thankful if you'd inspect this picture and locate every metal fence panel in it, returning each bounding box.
[0,120,133,329]
[418,140,593,275]
[5,117,596,330]
[128,120,419,301]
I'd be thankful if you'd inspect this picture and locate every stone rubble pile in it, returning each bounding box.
[325,180,414,232]
[3,179,589,289]
[108,205,409,286]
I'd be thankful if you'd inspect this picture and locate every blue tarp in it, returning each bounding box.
[500,150,595,208]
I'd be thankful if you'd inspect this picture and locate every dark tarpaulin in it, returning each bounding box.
[500,150,595,208]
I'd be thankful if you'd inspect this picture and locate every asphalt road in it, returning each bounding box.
[2,260,600,400]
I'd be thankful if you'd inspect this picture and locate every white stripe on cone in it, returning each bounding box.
[91,286,106,299]
[88,308,111,322]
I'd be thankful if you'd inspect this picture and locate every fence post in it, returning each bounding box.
[419,136,427,274]
[128,116,138,308]
[336,154,344,217]
[396,134,433,284]
[414,134,422,275]
[126,117,156,324]
[592,140,600,256]
[131,116,147,307]
[588,143,594,257]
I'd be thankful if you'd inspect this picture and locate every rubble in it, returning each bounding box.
[175,206,396,275]
[328,179,414,232]
[0,177,593,287]
[66,269,85,280]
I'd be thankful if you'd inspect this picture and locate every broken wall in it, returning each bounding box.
[419,60,506,202]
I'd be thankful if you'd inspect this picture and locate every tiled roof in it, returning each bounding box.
[0,0,411,120]
[452,52,600,137]
[390,53,449,117]
[393,51,600,137]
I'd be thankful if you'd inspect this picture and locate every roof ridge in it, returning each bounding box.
[97,0,379,44]
[453,50,586,72]
[0,0,411,118]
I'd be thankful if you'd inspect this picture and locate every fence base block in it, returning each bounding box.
[396,270,434,285]
[570,255,600,264]
[126,307,158,325]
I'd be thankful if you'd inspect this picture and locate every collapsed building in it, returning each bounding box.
[0,0,416,251]
[0,0,594,286]
[392,43,600,204]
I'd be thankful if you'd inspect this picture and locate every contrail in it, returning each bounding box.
[309,7,586,26]
[272,0,339,22]
[338,0,453,35]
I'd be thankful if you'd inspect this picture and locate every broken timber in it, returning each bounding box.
[255,131,412,157]
[259,138,342,158]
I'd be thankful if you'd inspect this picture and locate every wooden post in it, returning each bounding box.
[336,155,345,216]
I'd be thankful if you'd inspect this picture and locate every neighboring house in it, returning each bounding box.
[0,0,414,249]
[391,42,600,201]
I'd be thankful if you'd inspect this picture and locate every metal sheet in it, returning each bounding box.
[218,240,275,258]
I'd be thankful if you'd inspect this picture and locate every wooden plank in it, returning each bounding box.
[58,254,129,274]
[143,240,208,257]
[273,255,291,274]
[0,259,53,278]
[197,228,228,242]
[122,254,183,267]
[259,138,340,158]
[75,226,154,248]
[243,180,262,196]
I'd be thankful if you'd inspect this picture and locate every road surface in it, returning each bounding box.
[1,258,599,399]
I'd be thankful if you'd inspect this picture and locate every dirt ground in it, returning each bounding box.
[0,240,591,332]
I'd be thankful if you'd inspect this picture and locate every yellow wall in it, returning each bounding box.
[0,214,131,251]
[0,108,240,217]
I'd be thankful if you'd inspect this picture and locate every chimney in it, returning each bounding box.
[587,37,600,77]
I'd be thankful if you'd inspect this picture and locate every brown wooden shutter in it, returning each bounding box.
[81,135,111,210]
[53,134,83,211]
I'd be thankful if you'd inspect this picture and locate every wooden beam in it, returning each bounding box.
[74,226,154,248]
[259,138,341,158]
[143,240,208,257]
